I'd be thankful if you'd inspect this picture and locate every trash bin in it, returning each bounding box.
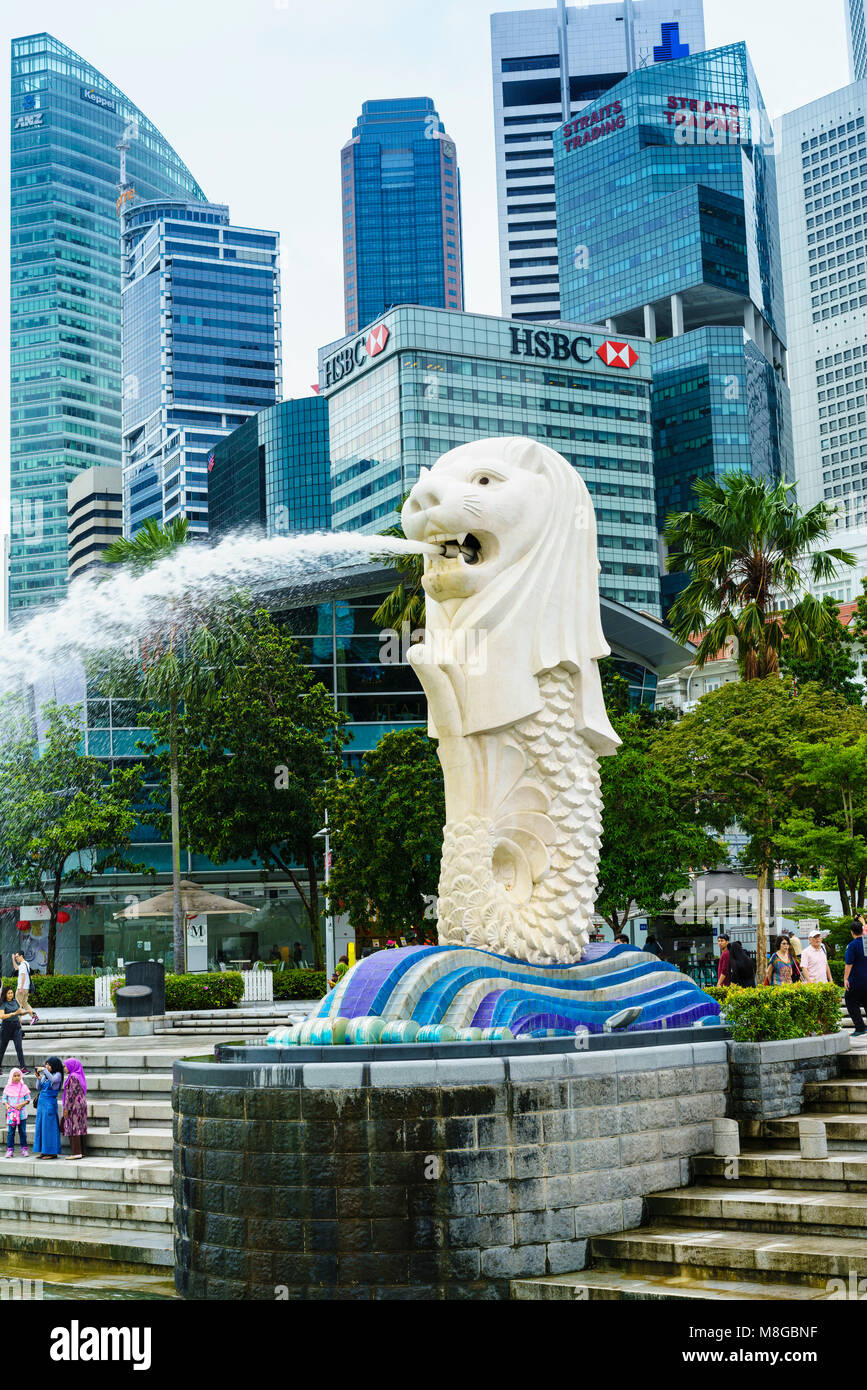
[126,960,165,1016]
[116,984,153,1019]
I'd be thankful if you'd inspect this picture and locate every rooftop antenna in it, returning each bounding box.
[557,0,570,121]
[623,0,637,73]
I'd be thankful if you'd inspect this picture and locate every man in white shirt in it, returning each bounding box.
[12,952,37,1025]
[799,929,833,984]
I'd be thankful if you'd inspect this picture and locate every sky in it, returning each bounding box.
[0,0,853,544]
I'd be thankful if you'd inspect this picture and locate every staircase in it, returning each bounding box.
[512,1043,867,1302]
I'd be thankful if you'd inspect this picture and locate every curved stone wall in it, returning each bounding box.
[174,1042,729,1300]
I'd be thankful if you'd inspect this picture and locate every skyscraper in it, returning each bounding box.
[491,0,706,324]
[555,41,792,605]
[341,98,464,335]
[208,397,330,540]
[9,33,207,619]
[777,81,867,602]
[121,200,282,537]
[847,0,867,81]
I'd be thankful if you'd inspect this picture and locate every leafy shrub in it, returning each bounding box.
[273,969,327,1001]
[702,982,841,1041]
[830,958,846,986]
[1,976,94,1007]
[110,972,244,1010]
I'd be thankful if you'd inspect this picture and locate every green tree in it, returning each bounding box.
[780,595,862,702]
[327,729,445,939]
[100,517,242,971]
[595,715,720,934]
[0,700,147,974]
[656,678,851,968]
[664,472,855,679]
[775,727,867,916]
[154,609,346,971]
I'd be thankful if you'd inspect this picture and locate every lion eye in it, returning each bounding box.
[477,476,490,486]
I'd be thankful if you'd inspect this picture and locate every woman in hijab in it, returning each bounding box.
[61,1057,87,1159]
[33,1056,63,1159]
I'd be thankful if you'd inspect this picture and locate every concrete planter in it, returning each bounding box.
[173,1040,728,1301]
[726,1032,848,1129]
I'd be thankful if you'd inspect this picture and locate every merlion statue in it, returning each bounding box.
[401,437,620,966]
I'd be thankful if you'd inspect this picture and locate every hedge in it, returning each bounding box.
[273,970,327,1000]
[703,982,841,1041]
[830,958,846,986]
[1,976,94,1007]
[110,972,244,1011]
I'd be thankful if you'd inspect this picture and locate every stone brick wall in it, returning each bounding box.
[726,1033,848,1130]
[173,1041,727,1301]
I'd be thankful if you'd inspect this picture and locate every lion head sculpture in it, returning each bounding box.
[401,437,620,754]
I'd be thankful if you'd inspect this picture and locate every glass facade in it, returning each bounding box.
[342,98,464,334]
[554,42,793,603]
[122,200,281,536]
[208,397,331,538]
[320,306,661,617]
[9,32,207,619]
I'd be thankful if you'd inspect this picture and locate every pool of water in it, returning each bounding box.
[0,1255,176,1301]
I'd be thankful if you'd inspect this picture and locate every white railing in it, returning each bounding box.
[240,969,273,1003]
[94,974,122,1009]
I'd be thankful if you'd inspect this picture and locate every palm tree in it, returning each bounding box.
[372,513,426,632]
[101,518,238,973]
[664,472,856,679]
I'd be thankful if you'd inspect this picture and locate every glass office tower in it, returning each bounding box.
[9,33,207,619]
[320,305,661,617]
[122,200,281,536]
[208,397,331,539]
[342,98,464,334]
[554,41,792,601]
[847,0,867,81]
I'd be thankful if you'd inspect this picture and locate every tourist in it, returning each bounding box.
[727,940,756,987]
[783,929,802,962]
[613,933,629,945]
[844,920,867,1036]
[717,934,731,986]
[799,928,833,984]
[12,953,38,1026]
[61,1057,88,1160]
[0,988,27,1071]
[292,942,303,969]
[763,934,802,986]
[644,935,664,959]
[33,1057,63,1159]
[3,1067,30,1157]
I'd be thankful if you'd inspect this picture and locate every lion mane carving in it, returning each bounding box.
[402,437,620,966]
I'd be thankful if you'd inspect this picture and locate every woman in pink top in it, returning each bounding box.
[799,929,833,983]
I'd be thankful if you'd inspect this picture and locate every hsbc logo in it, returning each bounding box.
[365,324,389,357]
[323,320,393,388]
[596,340,639,369]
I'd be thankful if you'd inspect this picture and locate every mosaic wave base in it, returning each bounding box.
[269,943,720,1045]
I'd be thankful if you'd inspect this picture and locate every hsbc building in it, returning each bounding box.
[318,306,661,617]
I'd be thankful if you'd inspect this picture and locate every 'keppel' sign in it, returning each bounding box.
[562,101,625,152]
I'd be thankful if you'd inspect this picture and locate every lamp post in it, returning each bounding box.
[315,813,335,981]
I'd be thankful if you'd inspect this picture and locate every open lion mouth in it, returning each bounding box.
[427,532,483,565]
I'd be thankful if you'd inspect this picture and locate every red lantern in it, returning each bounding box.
[56,911,70,924]
[15,921,30,932]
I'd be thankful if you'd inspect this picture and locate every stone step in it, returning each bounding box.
[695,1151,867,1190]
[87,1074,173,1096]
[87,1099,171,1126]
[0,1220,173,1270]
[86,1129,173,1159]
[804,1080,867,1111]
[590,1223,867,1286]
[761,1114,867,1149]
[0,1153,169,1192]
[0,1185,172,1232]
[646,1184,867,1236]
[511,1267,834,1301]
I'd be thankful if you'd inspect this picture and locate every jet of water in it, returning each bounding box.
[0,529,437,699]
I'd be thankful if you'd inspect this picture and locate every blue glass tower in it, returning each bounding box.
[9,33,207,619]
[342,98,464,334]
[207,397,330,539]
[121,201,281,537]
[554,42,793,603]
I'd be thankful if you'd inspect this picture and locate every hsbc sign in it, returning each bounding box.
[509,326,640,370]
[323,322,391,388]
